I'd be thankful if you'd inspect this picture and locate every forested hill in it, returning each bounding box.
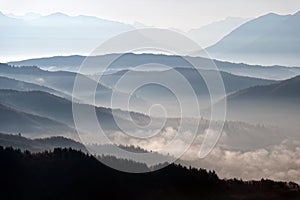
[0,147,299,200]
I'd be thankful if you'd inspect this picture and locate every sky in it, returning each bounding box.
[1,0,300,31]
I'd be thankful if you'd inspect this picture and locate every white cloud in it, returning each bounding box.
[35,77,45,83]
[106,128,300,183]
[186,140,300,184]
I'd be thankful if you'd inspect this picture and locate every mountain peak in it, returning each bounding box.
[293,10,300,16]
[46,12,69,18]
[206,11,300,66]
[264,12,280,17]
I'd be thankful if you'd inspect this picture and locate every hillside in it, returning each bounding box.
[228,75,300,101]
[0,103,75,137]
[0,63,145,108]
[101,67,275,94]
[0,133,85,152]
[225,75,300,131]
[0,63,110,94]
[0,89,150,134]
[0,147,299,200]
[0,75,70,99]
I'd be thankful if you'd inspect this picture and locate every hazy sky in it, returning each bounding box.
[1,0,299,30]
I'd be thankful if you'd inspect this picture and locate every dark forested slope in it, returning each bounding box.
[0,147,299,200]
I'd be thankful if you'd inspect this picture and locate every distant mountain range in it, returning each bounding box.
[0,11,134,60]
[206,11,300,66]
[2,10,299,67]
[8,53,300,80]
[0,11,250,62]
[187,17,249,48]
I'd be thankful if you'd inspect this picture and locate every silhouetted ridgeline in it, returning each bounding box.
[0,133,85,152]
[0,147,299,200]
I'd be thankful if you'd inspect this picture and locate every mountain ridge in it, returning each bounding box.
[224,75,300,131]
[206,11,300,66]
[0,102,75,137]
[7,53,300,80]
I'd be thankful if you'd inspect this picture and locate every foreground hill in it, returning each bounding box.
[206,11,300,66]
[0,147,299,200]
[0,133,174,167]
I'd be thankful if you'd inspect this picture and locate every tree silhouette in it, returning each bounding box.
[0,146,299,200]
